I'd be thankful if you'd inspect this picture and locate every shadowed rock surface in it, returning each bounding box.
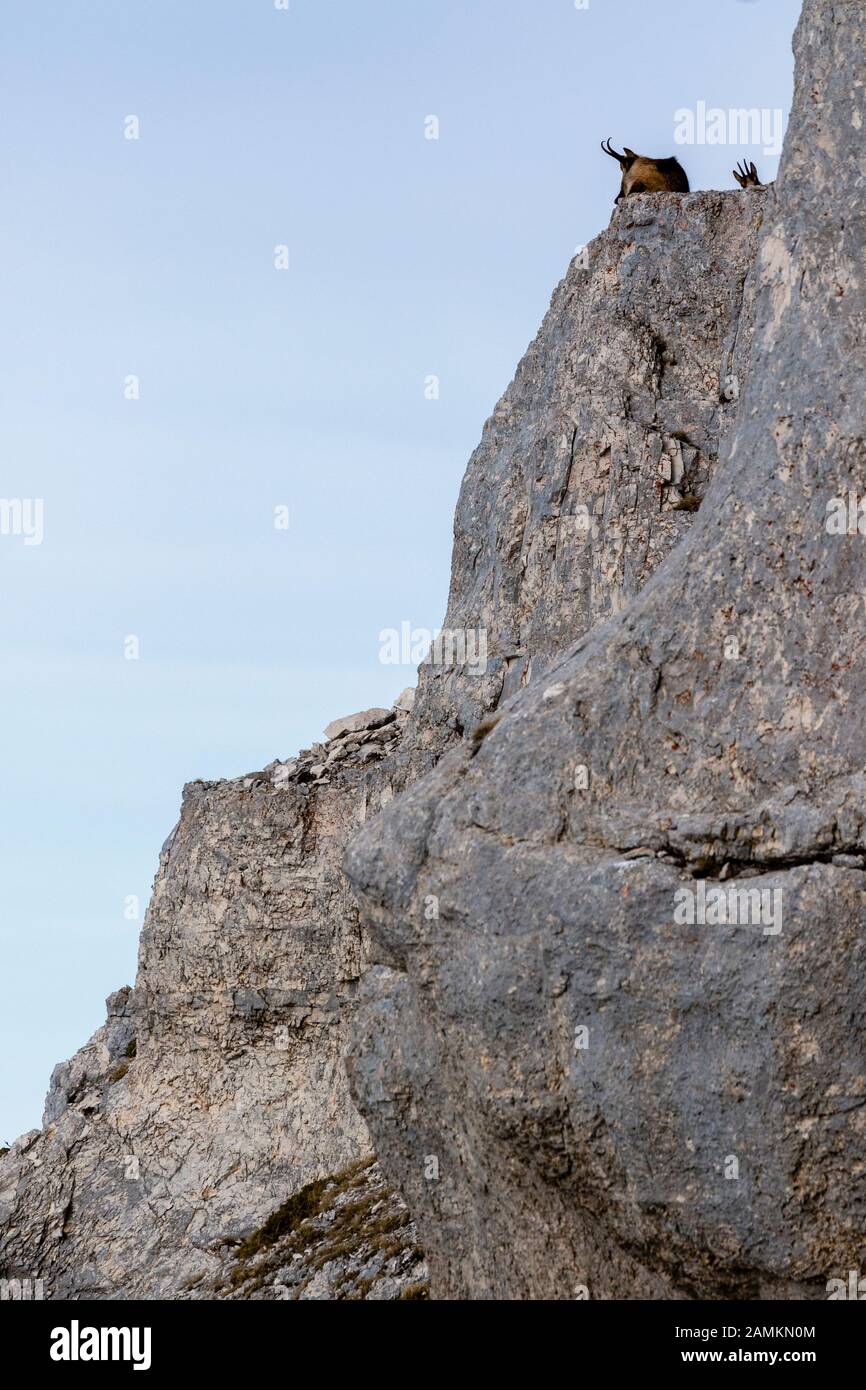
[0,184,778,1306]
[1,0,850,1305]
[0,175,756,1308]
[345,0,866,1299]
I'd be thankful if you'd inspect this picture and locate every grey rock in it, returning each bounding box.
[324,709,392,742]
[392,182,767,777]
[3,0,855,1306]
[0,664,417,1300]
[344,0,866,1300]
[160,823,179,856]
[0,772,383,1297]
[42,988,135,1127]
[272,760,298,785]
[204,1156,426,1301]
[393,688,416,713]
[367,725,400,744]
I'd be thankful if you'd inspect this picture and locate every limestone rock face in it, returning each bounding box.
[203,1156,427,1302]
[345,0,866,1299]
[404,187,767,768]
[324,709,394,742]
[3,0,854,1305]
[0,192,780,1306]
[0,710,409,1299]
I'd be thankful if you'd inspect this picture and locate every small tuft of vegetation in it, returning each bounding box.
[109,1062,129,1083]
[233,1175,330,1264]
[218,1155,426,1300]
[398,1281,430,1300]
[472,716,501,744]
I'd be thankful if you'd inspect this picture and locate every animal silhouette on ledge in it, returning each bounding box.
[601,139,690,202]
[733,159,765,188]
[602,140,767,203]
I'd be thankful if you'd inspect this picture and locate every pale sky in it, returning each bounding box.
[0,0,801,1141]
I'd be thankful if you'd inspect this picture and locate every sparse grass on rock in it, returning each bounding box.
[208,1156,428,1301]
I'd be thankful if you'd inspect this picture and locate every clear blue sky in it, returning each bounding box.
[1,0,801,1141]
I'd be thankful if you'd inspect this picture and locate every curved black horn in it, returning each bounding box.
[601,138,627,164]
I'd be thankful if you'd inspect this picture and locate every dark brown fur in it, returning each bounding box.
[601,139,690,203]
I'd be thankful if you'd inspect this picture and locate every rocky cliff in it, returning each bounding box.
[404,187,766,770]
[346,0,866,1300]
[0,172,766,1298]
[2,0,856,1303]
[0,702,420,1298]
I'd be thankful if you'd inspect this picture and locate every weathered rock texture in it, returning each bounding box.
[0,189,763,1306]
[403,187,767,769]
[203,1156,427,1301]
[345,0,866,1299]
[2,0,849,1304]
[0,701,413,1298]
[0,192,782,1304]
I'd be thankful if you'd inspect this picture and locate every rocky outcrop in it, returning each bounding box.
[345,0,866,1299]
[0,180,778,1307]
[3,0,850,1304]
[0,187,766,1304]
[204,1157,427,1301]
[0,698,414,1298]
[403,187,767,770]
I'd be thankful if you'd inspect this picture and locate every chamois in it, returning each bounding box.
[733,159,764,189]
[601,138,690,202]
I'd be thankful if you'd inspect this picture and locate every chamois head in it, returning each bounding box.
[601,138,690,203]
[733,160,764,189]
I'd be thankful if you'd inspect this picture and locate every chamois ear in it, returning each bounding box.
[601,138,636,169]
[734,159,763,189]
[733,159,750,188]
